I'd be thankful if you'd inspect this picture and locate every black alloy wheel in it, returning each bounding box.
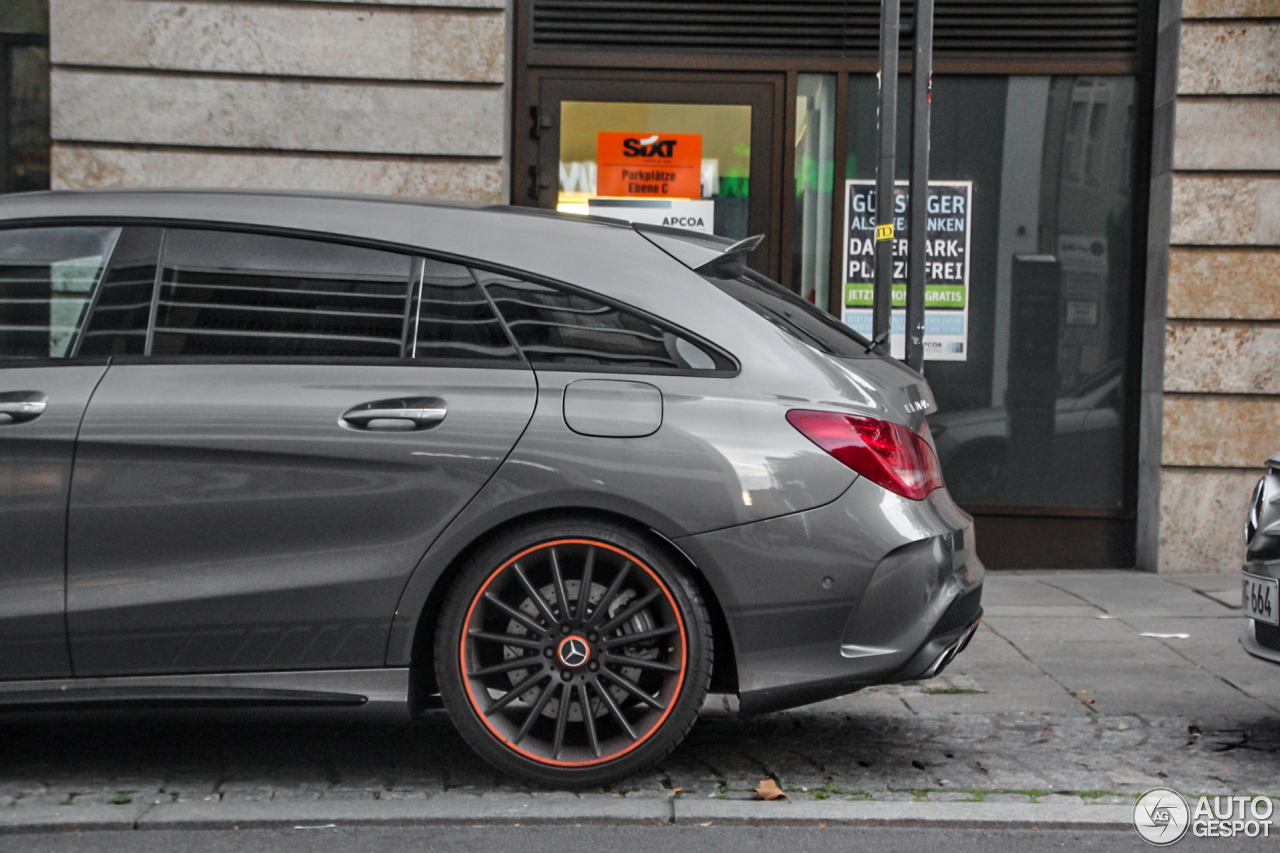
[435,518,712,787]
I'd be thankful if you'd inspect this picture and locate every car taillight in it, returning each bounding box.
[786,409,944,501]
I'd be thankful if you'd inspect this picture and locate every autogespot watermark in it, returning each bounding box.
[1133,787,1275,845]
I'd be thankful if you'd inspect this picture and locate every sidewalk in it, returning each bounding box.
[1,570,1277,833]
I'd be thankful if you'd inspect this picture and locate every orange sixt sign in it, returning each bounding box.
[596,132,702,199]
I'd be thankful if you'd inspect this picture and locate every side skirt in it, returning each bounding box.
[0,668,412,721]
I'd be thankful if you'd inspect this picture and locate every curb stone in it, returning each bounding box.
[0,795,1136,833]
[672,799,1134,830]
[134,792,670,831]
[0,800,151,832]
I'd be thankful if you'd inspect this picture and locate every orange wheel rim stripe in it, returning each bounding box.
[459,538,688,768]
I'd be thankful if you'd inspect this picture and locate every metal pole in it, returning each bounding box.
[871,0,901,346]
[905,0,934,372]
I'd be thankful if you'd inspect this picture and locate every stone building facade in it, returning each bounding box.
[48,0,510,202]
[1158,0,1280,570]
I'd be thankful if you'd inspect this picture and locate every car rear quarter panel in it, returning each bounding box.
[385,365,861,665]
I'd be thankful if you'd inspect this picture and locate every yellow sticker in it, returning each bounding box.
[875,223,895,241]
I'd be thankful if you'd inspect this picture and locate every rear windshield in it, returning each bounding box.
[701,269,879,359]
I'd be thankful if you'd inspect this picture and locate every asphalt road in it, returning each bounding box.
[2,825,1274,853]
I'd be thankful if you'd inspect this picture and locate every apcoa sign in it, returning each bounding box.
[587,198,715,235]
[596,132,703,199]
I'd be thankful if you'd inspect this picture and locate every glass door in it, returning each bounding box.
[526,73,783,278]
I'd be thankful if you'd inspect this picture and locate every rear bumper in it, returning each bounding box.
[675,476,984,716]
[734,608,983,717]
[1241,619,1280,666]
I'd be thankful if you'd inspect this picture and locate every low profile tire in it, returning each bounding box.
[435,518,712,787]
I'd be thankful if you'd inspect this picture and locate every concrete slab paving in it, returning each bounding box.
[1168,573,1248,593]
[1154,617,1280,709]
[979,575,1086,607]
[1009,645,1268,716]
[982,605,1102,617]
[985,612,1151,642]
[1037,571,1240,619]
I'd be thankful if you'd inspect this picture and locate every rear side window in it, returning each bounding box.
[0,226,120,358]
[411,259,518,362]
[77,227,162,358]
[702,269,878,359]
[477,270,725,371]
[151,229,413,358]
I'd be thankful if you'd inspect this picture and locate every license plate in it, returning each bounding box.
[1242,572,1279,626]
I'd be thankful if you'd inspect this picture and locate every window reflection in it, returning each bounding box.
[8,45,50,193]
[3,0,51,194]
[847,75,1136,508]
[555,101,752,239]
[793,74,836,308]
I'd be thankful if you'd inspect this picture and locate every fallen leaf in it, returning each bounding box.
[755,779,787,801]
[1081,698,1095,705]
[672,788,684,793]
[1118,723,1129,731]
[699,821,713,827]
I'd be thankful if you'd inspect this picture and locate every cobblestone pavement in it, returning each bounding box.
[1,571,1277,814]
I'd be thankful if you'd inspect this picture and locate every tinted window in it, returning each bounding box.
[844,76,1138,509]
[0,226,119,358]
[151,230,413,358]
[412,259,518,361]
[477,271,723,371]
[702,268,878,359]
[77,227,162,358]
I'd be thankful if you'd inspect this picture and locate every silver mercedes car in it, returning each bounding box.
[1243,454,1280,664]
[0,189,984,786]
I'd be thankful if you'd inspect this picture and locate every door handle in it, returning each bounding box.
[340,397,447,432]
[0,392,48,425]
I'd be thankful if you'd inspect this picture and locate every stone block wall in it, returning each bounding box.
[1161,0,1280,570]
[47,0,507,202]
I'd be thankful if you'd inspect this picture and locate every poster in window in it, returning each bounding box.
[841,180,972,362]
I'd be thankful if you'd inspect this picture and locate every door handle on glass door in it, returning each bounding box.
[340,397,447,432]
[0,392,48,425]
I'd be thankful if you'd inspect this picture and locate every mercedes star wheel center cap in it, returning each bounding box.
[557,635,590,669]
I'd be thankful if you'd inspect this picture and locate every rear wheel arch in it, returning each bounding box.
[406,507,738,715]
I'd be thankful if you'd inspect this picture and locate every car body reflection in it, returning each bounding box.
[929,362,1124,506]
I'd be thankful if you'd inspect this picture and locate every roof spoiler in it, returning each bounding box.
[692,234,764,277]
[632,224,765,277]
